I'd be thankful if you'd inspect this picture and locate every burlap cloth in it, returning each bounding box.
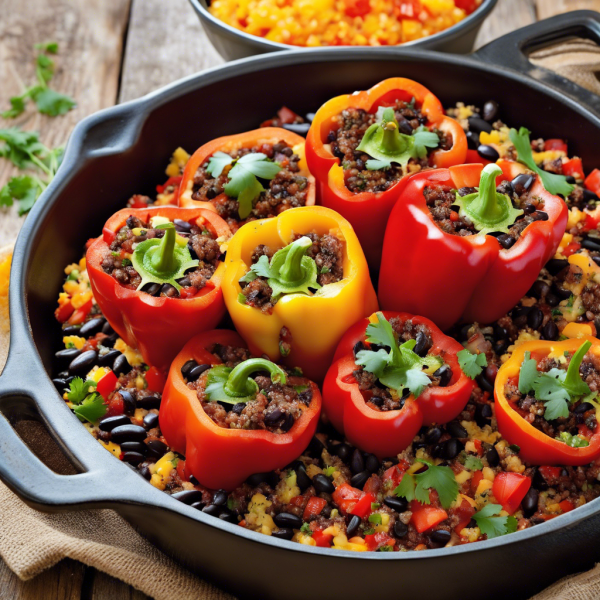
[2,37,600,600]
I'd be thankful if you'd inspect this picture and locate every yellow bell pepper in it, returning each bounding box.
[222,206,378,381]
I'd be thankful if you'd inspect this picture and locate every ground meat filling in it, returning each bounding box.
[328,100,448,194]
[504,352,600,440]
[100,215,221,297]
[353,317,445,412]
[191,142,309,230]
[239,233,345,313]
[425,178,548,248]
[184,344,312,433]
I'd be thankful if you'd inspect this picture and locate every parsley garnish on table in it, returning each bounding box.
[206,151,281,219]
[509,127,573,197]
[517,342,592,422]
[393,459,458,509]
[354,312,443,398]
[472,504,518,539]
[457,348,488,379]
[2,42,76,119]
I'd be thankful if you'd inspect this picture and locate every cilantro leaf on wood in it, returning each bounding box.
[1,97,26,120]
[33,88,76,117]
[457,348,487,379]
[509,127,573,196]
[473,503,518,539]
[393,460,458,510]
[73,393,107,423]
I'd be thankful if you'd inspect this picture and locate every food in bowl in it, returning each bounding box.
[51,78,600,553]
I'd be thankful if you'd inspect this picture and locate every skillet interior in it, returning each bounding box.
[10,49,600,599]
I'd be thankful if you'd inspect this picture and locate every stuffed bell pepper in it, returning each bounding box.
[378,160,568,331]
[495,336,600,466]
[87,206,231,370]
[305,77,467,266]
[323,311,474,458]
[221,205,378,381]
[159,330,321,490]
[178,128,316,232]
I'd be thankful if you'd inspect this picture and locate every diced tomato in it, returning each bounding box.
[394,0,422,18]
[584,208,600,232]
[492,472,531,514]
[303,497,327,520]
[176,459,189,482]
[146,366,167,393]
[382,461,409,489]
[464,149,492,166]
[55,301,75,323]
[277,106,300,125]
[350,492,376,518]
[562,242,581,257]
[127,195,150,209]
[97,371,118,399]
[562,157,583,179]
[364,532,395,551]
[288,495,306,508]
[67,299,93,325]
[105,394,124,417]
[449,211,459,222]
[179,286,199,299]
[454,0,479,12]
[559,500,574,513]
[585,169,600,195]
[363,474,381,497]
[156,176,182,194]
[453,498,476,534]
[544,139,568,153]
[344,0,370,17]
[410,501,448,533]
[312,528,333,548]
[470,470,484,494]
[332,484,363,515]
[538,466,562,485]
[473,439,484,456]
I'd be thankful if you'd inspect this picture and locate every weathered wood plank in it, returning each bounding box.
[118,0,223,103]
[87,570,150,600]
[474,0,537,49]
[536,0,600,20]
[0,0,132,247]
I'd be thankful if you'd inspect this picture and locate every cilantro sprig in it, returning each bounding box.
[517,343,592,422]
[355,312,443,398]
[393,459,458,509]
[472,504,518,539]
[457,348,488,379]
[206,151,281,219]
[66,377,97,404]
[65,377,107,424]
[509,127,573,197]
[2,42,75,119]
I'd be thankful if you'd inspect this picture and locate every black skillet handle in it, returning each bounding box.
[473,10,600,116]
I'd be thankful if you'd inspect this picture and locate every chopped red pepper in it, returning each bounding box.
[176,459,189,482]
[105,394,124,417]
[145,366,167,394]
[470,470,484,494]
[492,472,531,514]
[454,498,476,534]
[585,168,600,195]
[343,0,370,17]
[562,242,581,257]
[312,527,334,547]
[364,532,395,551]
[410,501,448,533]
[350,492,376,519]
[559,499,574,513]
[332,483,364,515]
[67,299,93,325]
[303,497,327,520]
[544,139,568,153]
[96,370,118,399]
[55,301,75,323]
[562,157,583,179]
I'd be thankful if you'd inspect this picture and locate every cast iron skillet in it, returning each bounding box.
[2,11,600,600]
[188,0,498,60]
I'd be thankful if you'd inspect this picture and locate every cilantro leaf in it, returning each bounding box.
[365,159,391,170]
[518,351,538,394]
[509,127,573,196]
[562,341,592,398]
[66,377,98,404]
[393,473,416,503]
[8,175,41,215]
[36,53,55,84]
[464,455,483,471]
[206,151,234,178]
[457,349,487,379]
[414,460,458,510]
[557,431,590,448]
[411,127,440,159]
[35,41,58,54]
[238,153,282,179]
[1,96,26,119]
[542,395,570,421]
[473,503,518,539]
[364,313,398,350]
[32,87,76,117]
[355,348,390,378]
[73,393,107,424]
[0,184,13,207]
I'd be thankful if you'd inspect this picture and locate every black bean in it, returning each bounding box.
[545,258,569,275]
[139,465,152,480]
[122,451,145,465]
[394,521,408,538]
[219,510,238,524]
[68,350,98,375]
[353,341,366,357]
[384,496,408,512]
[79,317,106,337]
[522,488,539,517]
[482,100,499,122]
[247,472,272,487]
[265,408,283,426]
[430,529,451,547]
[313,473,335,494]
[475,403,493,427]
[442,438,462,460]
[212,490,228,506]
[350,470,370,490]
[177,277,191,287]
[232,402,245,415]
[541,320,559,341]
[551,283,572,300]
[528,280,549,299]
[98,349,121,367]
[446,421,468,438]
[522,202,536,215]
[172,490,205,506]
[333,442,351,461]
[181,359,198,378]
[370,396,384,408]
[476,374,494,393]
[496,234,516,250]
[350,449,365,474]
[532,211,549,221]
[582,238,600,252]
[466,130,480,150]
[413,440,427,452]
[296,465,312,492]
[100,320,114,335]
[594,256,600,268]
[187,363,211,382]
[511,173,535,196]
[531,468,549,491]
[346,515,361,538]
[274,513,303,529]
[308,436,326,456]
[121,441,146,455]
[365,454,379,473]
[494,340,508,355]
[459,324,472,341]
[143,412,159,429]
[142,282,162,296]
[99,415,130,432]
[477,144,500,162]
[282,122,310,136]
[145,438,168,458]
[102,333,118,348]
[202,504,222,517]
[173,219,192,233]
[62,325,82,336]
[527,306,543,330]
[575,402,594,414]
[565,175,576,184]
[191,501,206,510]
[486,445,500,467]
[583,189,600,202]
[113,354,132,376]
[55,348,81,365]
[160,283,178,296]
[433,364,452,387]
[468,116,493,134]
[272,528,294,540]
[414,331,430,357]
[396,115,413,135]
[281,413,294,432]
[425,427,442,445]
[120,390,136,416]
[321,505,333,519]
[545,293,559,307]
[111,424,146,443]
[137,394,161,410]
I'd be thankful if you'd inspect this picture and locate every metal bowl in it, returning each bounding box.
[2,10,600,600]
[189,0,498,60]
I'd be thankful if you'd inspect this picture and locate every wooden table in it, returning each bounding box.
[0,0,598,596]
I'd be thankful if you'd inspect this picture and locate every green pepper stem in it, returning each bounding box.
[279,237,312,283]
[466,164,505,223]
[224,358,287,398]
[150,224,178,273]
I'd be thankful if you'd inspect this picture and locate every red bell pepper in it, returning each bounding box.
[305,78,467,267]
[585,168,600,195]
[410,501,448,533]
[312,527,334,547]
[178,128,315,230]
[332,483,366,516]
[544,139,568,153]
[323,311,474,459]
[378,160,568,330]
[67,299,93,325]
[97,370,118,399]
[454,498,476,534]
[364,532,395,551]
[492,472,531,515]
[494,338,600,465]
[145,366,167,393]
[562,157,583,180]
[159,330,321,490]
[55,301,75,323]
[86,206,231,370]
[303,497,327,520]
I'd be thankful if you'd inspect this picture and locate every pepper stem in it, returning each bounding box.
[223,358,287,399]
[149,224,178,273]
[279,237,313,283]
